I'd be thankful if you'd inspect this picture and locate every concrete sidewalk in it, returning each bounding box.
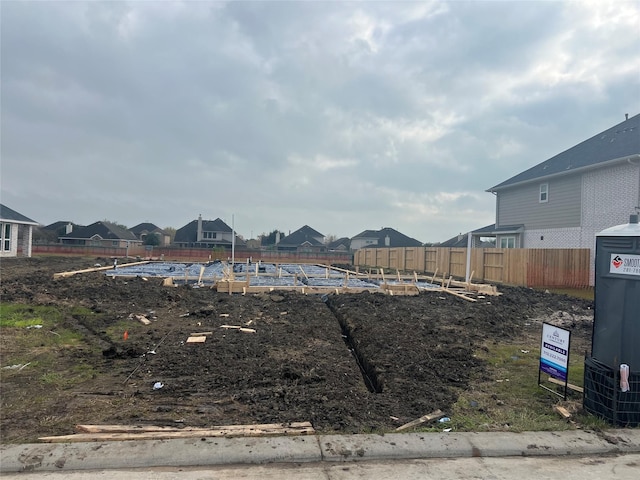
[1,429,639,473]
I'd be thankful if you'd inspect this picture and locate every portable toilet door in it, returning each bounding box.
[584,214,640,426]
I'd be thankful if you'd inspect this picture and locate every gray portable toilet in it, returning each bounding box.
[584,214,640,426]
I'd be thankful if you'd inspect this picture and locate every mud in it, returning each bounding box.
[0,256,594,442]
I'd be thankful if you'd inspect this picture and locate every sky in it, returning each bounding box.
[1,1,639,244]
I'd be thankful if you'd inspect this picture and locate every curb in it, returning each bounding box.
[1,429,639,473]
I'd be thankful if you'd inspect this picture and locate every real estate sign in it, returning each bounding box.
[539,323,571,382]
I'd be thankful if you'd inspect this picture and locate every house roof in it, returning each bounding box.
[352,229,379,239]
[488,113,640,191]
[278,225,325,247]
[130,223,167,236]
[175,218,232,243]
[60,221,139,241]
[357,227,423,248]
[42,221,80,231]
[174,218,245,245]
[0,204,39,225]
[327,237,351,250]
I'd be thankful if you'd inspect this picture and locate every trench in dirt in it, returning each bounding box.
[322,295,383,394]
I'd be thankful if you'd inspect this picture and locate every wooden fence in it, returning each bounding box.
[354,247,591,288]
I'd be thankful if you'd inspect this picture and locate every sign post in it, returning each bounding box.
[538,323,571,400]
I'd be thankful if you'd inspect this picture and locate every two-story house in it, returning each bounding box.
[276,225,325,252]
[174,215,244,249]
[350,227,423,250]
[487,113,640,279]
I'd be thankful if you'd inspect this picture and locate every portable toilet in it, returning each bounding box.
[583,214,640,426]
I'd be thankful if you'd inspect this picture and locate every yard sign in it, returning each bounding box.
[538,323,571,400]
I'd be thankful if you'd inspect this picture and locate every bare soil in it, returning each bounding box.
[0,256,594,443]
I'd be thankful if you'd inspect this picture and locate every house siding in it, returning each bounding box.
[521,162,640,284]
[497,175,582,229]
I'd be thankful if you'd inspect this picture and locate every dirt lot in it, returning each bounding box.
[0,256,594,443]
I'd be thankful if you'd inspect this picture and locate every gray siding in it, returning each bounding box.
[497,174,582,229]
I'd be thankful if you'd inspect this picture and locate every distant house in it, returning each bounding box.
[174,215,245,249]
[36,221,82,243]
[0,204,39,258]
[486,114,640,252]
[350,227,422,250]
[327,237,351,252]
[276,225,325,252]
[129,223,171,246]
[59,221,141,248]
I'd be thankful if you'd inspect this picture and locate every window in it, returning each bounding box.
[2,223,11,251]
[539,183,548,203]
[203,231,217,239]
[500,236,516,248]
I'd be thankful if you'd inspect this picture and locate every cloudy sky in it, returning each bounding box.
[2,1,639,243]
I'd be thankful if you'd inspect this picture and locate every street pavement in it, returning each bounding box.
[1,429,639,478]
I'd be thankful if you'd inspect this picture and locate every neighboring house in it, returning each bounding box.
[0,204,39,258]
[351,227,423,250]
[487,114,639,250]
[174,215,245,248]
[438,225,496,248]
[327,237,351,252]
[59,221,141,248]
[487,113,640,282]
[36,221,82,243]
[276,225,325,252]
[129,223,171,246]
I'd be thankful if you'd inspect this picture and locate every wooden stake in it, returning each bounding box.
[430,268,438,284]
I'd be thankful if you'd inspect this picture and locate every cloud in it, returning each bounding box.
[2,1,639,243]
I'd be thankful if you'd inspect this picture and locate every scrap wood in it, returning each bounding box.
[442,288,477,302]
[220,325,241,329]
[75,421,313,434]
[134,314,152,325]
[548,377,584,393]
[553,405,572,419]
[190,331,213,336]
[41,422,315,443]
[395,409,444,431]
[239,327,256,334]
[186,336,206,343]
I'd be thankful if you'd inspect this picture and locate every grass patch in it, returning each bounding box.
[444,342,590,432]
[0,304,63,328]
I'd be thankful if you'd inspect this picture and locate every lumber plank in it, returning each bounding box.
[75,422,313,434]
[53,261,151,279]
[395,409,444,431]
[43,423,315,442]
[548,377,584,393]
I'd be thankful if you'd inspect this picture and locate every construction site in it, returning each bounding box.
[1,256,594,444]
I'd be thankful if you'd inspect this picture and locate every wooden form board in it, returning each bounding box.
[53,261,151,279]
[40,422,315,442]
